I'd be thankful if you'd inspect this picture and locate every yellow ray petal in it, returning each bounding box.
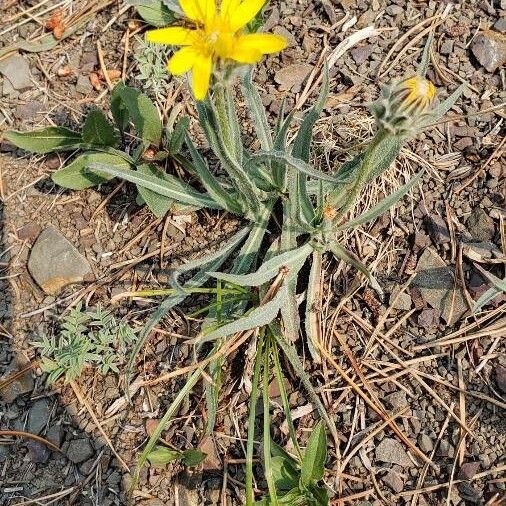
[235,33,287,54]
[229,45,261,63]
[228,0,265,31]
[195,0,216,23]
[179,0,204,22]
[145,26,194,46]
[191,55,212,100]
[168,47,198,75]
[220,0,240,17]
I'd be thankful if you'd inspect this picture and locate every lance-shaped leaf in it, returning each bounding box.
[416,30,435,78]
[329,242,383,296]
[182,136,243,214]
[5,127,83,153]
[89,163,222,210]
[419,84,465,129]
[196,285,289,343]
[52,151,131,190]
[301,421,327,485]
[127,0,175,26]
[136,164,174,217]
[242,69,273,151]
[82,108,118,147]
[208,242,313,287]
[336,170,424,232]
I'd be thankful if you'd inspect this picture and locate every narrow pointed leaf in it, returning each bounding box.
[301,421,326,485]
[419,84,465,129]
[136,164,173,217]
[82,108,117,146]
[4,127,83,153]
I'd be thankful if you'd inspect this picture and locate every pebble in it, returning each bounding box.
[467,207,495,241]
[458,461,480,480]
[0,55,33,93]
[27,399,50,435]
[274,63,313,92]
[471,30,506,72]
[381,469,404,493]
[424,213,451,245]
[389,291,412,311]
[375,438,412,467]
[75,74,93,95]
[0,361,34,403]
[494,365,506,393]
[27,225,93,295]
[384,391,408,410]
[66,438,95,464]
[418,434,434,453]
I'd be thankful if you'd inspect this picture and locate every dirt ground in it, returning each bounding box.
[0,0,505,505]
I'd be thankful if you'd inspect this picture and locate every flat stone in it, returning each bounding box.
[46,424,64,448]
[351,45,373,64]
[28,226,93,295]
[495,365,506,393]
[424,214,451,245]
[375,438,412,467]
[471,30,506,72]
[0,54,33,92]
[494,18,506,33]
[0,360,34,403]
[390,290,412,311]
[17,222,42,241]
[275,64,313,92]
[75,74,93,95]
[381,470,404,493]
[384,391,408,410]
[413,248,467,325]
[458,461,480,480]
[27,399,50,435]
[467,208,495,242]
[66,438,94,464]
[418,434,434,453]
[26,440,50,464]
[417,308,441,330]
[14,100,42,121]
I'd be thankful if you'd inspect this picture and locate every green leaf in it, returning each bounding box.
[52,152,131,189]
[336,170,424,232]
[208,243,313,287]
[421,84,465,128]
[301,421,326,485]
[4,127,83,154]
[136,164,174,217]
[89,163,222,210]
[82,108,118,147]
[181,449,207,467]
[127,0,175,26]
[146,446,181,466]
[168,117,190,155]
[110,82,162,145]
[197,285,289,343]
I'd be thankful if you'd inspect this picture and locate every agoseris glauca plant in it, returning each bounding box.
[145,0,287,100]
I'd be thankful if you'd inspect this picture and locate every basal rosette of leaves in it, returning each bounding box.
[4,7,464,502]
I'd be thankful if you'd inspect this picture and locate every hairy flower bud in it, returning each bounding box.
[371,76,436,135]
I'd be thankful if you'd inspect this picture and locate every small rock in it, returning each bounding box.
[493,18,506,33]
[381,470,404,493]
[457,482,482,503]
[417,308,441,330]
[458,461,480,480]
[471,30,506,72]
[436,440,455,458]
[26,440,50,464]
[385,391,408,410]
[0,54,33,92]
[76,74,93,95]
[413,248,467,325]
[27,399,50,435]
[46,424,64,448]
[0,360,34,403]
[66,438,94,464]
[275,64,313,92]
[454,137,473,151]
[495,365,506,394]
[28,226,93,295]
[14,100,42,121]
[418,434,434,453]
[440,39,454,55]
[424,214,450,245]
[386,4,403,16]
[390,290,412,311]
[17,223,42,242]
[351,45,373,64]
[467,208,495,242]
[199,436,220,471]
[375,438,412,467]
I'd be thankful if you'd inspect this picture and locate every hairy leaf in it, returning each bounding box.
[136,164,174,217]
[5,127,83,153]
[82,108,117,146]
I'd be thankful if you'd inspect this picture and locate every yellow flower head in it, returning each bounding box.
[392,76,436,116]
[146,0,288,100]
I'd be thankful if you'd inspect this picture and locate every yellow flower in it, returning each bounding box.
[392,76,436,116]
[146,0,287,100]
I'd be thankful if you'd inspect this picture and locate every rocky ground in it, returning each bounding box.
[0,0,505,505]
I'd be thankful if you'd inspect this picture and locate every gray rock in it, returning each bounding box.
[493,18,506,33]
[26,440,50,464]
[495,365,506,393]
[14,100,42,121]
[381,470,404,493]
[424,213,451,245]
[471,30,506,72]
[458,461,480,480]
[440,39,454,55]
[0,360,34,403]
[418,434,434,453]
[75,74,93,95]
[390,291,412,311]
[46,424,64,447]
[274,64,313,92]
[375,438,412,467]
[467,208,495,242]
[413,248,467,325]
[28,226,93,295]
[385,391,408,410]
[351,45,373,64]
[27,399,50,435]
[386,5,403,16]
[66,438,94,464]
[0,55,33,92]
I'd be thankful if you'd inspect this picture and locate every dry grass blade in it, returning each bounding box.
[0,430,61,453]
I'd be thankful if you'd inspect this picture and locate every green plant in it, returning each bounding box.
[4,83,191,218]
[34,303,137,384]
[134,36,173,95]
